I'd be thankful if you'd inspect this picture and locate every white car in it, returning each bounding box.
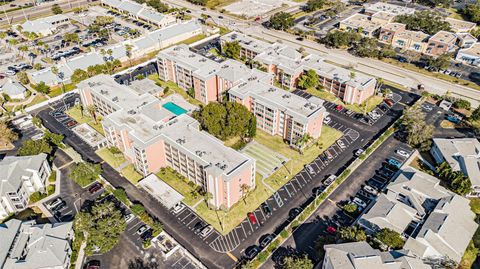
[396,150,410,158]
[172,203,185,214]
[355,149,364,156]
[5,70,15,76]
[363,185,378,195]
[200,225,213,237]
[47,198,63,209]
[353,197,367,208]
[323,175,337,186]
[124,213,134,223]
[337,140,346,149]
[323,116,331,124]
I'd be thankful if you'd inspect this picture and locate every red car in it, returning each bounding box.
[326,226,337,235]
[384,99,394,107]
[335,105,344,111]
[247,212,258,225]
[88,182,103,194]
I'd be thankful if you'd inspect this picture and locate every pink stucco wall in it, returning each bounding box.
[80,88,93,106]
[224,164,255,207]
[145,140,167,173]
[205,76,218,103]
[307,112,324,139]
[165,59,177,82]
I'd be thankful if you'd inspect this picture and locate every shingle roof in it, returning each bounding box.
[0,154,47,197]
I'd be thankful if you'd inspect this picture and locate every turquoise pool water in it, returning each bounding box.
[163,102,187,116]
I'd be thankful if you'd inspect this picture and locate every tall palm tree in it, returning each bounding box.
[87,105,97,124]
[240,184,250,205]
[204,192,213,209]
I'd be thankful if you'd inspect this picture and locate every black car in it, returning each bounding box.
[245,246,260,260]
[261,202,272,216]
[312,186,325,197]
[288,208,301,220]
[367,178,383,190]
[193,221,204,234]
[259,234,274,248]
[141,229,153,241]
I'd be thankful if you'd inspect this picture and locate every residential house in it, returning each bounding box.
[431,138,480,196]
[322,241,432,269]
[0,154,51,220]
[379,23,406,44]
[425,31,457,57]
[391,29,429,53]
[229,80,325,147]
[445,17,476,33]
[0,79,27,99]
[78,75,256,209]
[0,219,73,269]
[456,43,480,66]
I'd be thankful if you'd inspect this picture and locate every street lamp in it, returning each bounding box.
[58,71,67,110]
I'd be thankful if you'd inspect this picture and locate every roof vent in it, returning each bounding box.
[268,88,276,92]
[112,96,119,102]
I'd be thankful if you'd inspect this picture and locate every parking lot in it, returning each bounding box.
[48,93,80,129]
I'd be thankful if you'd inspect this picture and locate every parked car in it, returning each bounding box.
[172,203,185,214]
[337,140,346,149]
[259,234,274,248]
[52,200,67,212]
[355,149,364,156]
[84,260,101,269]
[66,121,78,127]
[421,103,433,112]
[396,149,410,158]
[261,202,272,216]
[446,115,461,124]
[325,150,334,160]
[124,213,134,223]
[141,229,153,241]
[194,221,204,234]
[367,179,383,190]
[88,182,103,194]
[384,99,394,107]
[388,158,402,169]
[335,105,344,111]
[245,246,260,260]
[136,225,150,235]
[289,207,301,220]
[247,212,257,225]
[323,116,331,124]
[363,185,378,196]
[200,225,213,237]
[323,174,337,186]
[326,225,337,235]
[5,70,16,76]
[352,197,367,208]
[47,198,63,209]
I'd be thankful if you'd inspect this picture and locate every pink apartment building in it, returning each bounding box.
[78,75,256,209]
[229,80,326,147]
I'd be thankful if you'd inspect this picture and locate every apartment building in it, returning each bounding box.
[357,167,477,263]
[445,17,476,33]
[322,242,432,269]
[0,154,51,220]
[220,32,271,60]
[425,31,458,57]
[392,29,429,53]
[339,13,386,38]
[78,75,256,209]
[229,80,325,147]
[456,42,480,66]
[379,23,406,44]
[157,44,220,104]
[431,138,480,196]
[101,0,176,28]
[457,33,478,49]
[0,219,73,269]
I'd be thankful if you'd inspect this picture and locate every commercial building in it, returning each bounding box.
[357,167,477,263]
[29,20,203,86]
[431,138,480,196]
[392,29,429,53]
[220,32,377,105]
[229,80,325,147]
[0,219,73,269]
[363,2,415,16]
[101,0,176,28]
[456,43,480,66]
[425,31,458,57]
[0,154,51,220]
[17,14,70,36]
[456,33,478,49]
[78,75,255,209]
[339,14,385,38]
[322,242,432,269]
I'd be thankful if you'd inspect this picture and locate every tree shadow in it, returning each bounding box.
[127,257,159,269]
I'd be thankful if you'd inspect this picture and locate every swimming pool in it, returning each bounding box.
[162,102,187,116]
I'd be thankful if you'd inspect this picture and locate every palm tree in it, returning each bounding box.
[87,105,97,123]
[376,78,384,93]
[349,71,356,80]
[240,184,250,205]
[125,44,133,67]
[75,103,84,118]
[204,192,213,209]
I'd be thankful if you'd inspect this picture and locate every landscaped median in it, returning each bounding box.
[244,127,396,268]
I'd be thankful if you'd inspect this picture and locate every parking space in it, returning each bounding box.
[48,93,80,129]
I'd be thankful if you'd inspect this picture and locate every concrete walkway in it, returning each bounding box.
[116,160,130,172]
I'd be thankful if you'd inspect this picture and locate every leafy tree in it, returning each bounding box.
[401,106,433,150]
[52,4,63,14]
[74,200,126,255]
[343,203,358,214]
[338,226,366,242]
[16,71,30,85]
[269,12,294,30]
[425,54,452,71]
[380,45,397,59]
[298,69,319,89]
[87,105,98,123]
[18,139,52,156]
[395,11,451,35]
[471,106,480,121]
[463,4,480,23]
[321,30,361,48]
[69,162,102,187]
[437,162,472,195]
[31,116,42,127]
[352,37,380,58]
[283,255,314,269]
[375,228,404,249]
[453,99,471,110]
[63,33,80,44]
[43,130,64,148]
[35,81,51,94]
[304,0,326,12]
[71,69,89,84]
[33,63,43,70]
[94,16,114,26]
[147,0,169,13]
[223,41,241,60]
[0,121,18,148]
[186,0,207,5]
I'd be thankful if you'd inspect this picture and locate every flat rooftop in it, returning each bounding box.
[217,59,272,84]
[445,17,476,32]
[229,80,325,122]
[382,22,406,31]
[254,43,304,74]
[158,44,219,80]
[340,13,385,32]
[459,42,480,57]
[221,32,271,54]
[72,123,107,148]
[396,30,429,42]
[429,31,457,44]
[364,2,416,15]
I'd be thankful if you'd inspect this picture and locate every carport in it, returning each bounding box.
[138,174,183,209]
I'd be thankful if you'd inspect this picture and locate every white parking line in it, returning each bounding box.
[298,173,308,185]
[180,211,192,222]
[128,221,142,231]
[185,216,198,226]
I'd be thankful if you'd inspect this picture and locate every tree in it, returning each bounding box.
[87,105,98,123]
[352,37,381,58]
[298,69,319,89]
[147,0,169,13]
[43,130,64,148]
[471,106,480,121]
[204,192,213,209]
[71,69,89,84]
[74,200,126,255]
[223,41,241,60]
[395,11,451,35]
[16,71,30,85]
[401,106,433,150]
[31,116,42,127]
[240,184,250,205]
[70,162,102,187]
[453,99,471,110]
[437,162,472,195]
[338,226,366,242]
[52,4,63,14]
[304,0,326,12]
[18,139,52,156]
[321,30,361,48]
[0,121,18,148]
[375,228,404,249]
[18,45,28,57]
[282,255,314,269]
[343,203,358,214]
[463,4,480,23]
[269,12,294,30]
[63,33,80,44]
[425,54,452,71]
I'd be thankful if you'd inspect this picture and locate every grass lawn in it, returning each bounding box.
[195,174,272,234]
[381,58,480,92]
[204,0,237,8]
[459,241,478,269]
[147,74,203,107]
[156,168,203,207]
[256,126,343,190]
[223,136,246,150]
[47,83,76,98]
[96,148,126,169]
[120,164,143,184]
[27,94,48,107]
[180,34,207,45]
[306,88,383,114]
[66,106,105,135]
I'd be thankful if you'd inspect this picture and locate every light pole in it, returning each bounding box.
[58,71,67,110]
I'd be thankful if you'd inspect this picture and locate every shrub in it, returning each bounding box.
[257,251,269,262]
[112,188,130,205]
[48,170,57,182]
[47,185,55,195]
[268,239,280,252]
[29,191,44,203]
[280,229,289,238]
[131,203,146,216]
[291,220,299,229]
